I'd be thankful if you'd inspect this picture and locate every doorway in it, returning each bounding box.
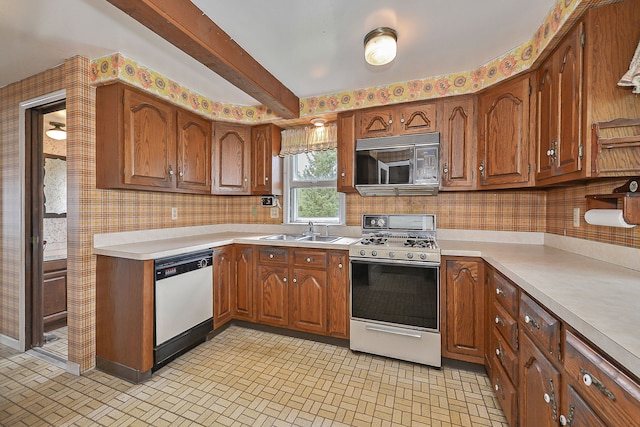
[25,100,68,362]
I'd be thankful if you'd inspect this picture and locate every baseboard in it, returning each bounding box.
[0,334,20,350]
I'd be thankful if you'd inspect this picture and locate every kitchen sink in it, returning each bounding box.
[260,234,341,243]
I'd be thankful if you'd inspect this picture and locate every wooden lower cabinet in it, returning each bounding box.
[442,257,485,364]
[491,353,519,427]
[519,331,562,427]
[213,246,233,328]
[43,259,67,332]
[562,385,607,426]
[290,266,327,334]
[256,263,289,327]
[327,251,349,338]
[231,245,254,321]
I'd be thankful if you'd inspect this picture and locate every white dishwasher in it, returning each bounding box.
[154,249,213,370]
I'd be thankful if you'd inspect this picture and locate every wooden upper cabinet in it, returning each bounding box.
[96,83,213,194]
[213,123,251,194]
[396,102,437,135]
[440,97,476,190]
[337,111,357,193]
[251,124,282,195]
[358,107,394,138]
[478,73,534,188]
[356,101,437,139]
[176,110,212,193]
[536,23,584,183]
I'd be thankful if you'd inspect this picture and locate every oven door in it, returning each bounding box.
[350,259,439,331]
[349,258,441,367]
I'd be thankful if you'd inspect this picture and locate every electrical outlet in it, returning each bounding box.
[171,207,178,220]
[270,207,279,218]
[573,207,580,227]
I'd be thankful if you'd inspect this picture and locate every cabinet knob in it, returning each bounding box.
[495,348,501,356]
[269,254,274,259]
[265,176,269,182]
[338,263,343,269]
[283,277,287,283]
[341,170,346,178]
[559,415,567,426]
[306,257,314,263]
[443,162,448,176]
[524,314,540,329]
[496,287,506,297]
[293,277,297,283]
[582,373,592,386]
[479,160,485,177]
[494,316,505,327]
[544,393,551,404]
[168,165,174,181]
[400,114,405,124]
[388,115,393,125]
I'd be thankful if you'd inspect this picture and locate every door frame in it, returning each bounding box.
[18,90,66,351]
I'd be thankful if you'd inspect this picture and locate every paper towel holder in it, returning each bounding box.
[585,178,640,225]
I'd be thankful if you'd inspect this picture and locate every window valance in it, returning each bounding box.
[280,123,337,156]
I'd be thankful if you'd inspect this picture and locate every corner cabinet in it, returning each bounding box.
[439,97,477,190]
[477,73,534,189]
[441,257,485,364]
[96,83,212,194]
[212,123,251,195]
[251,124,282,195]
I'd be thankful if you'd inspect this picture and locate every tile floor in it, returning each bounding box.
[0,326,508,426]
[42,326,68,360]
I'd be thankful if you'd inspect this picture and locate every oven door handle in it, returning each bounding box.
[365,325,422,339]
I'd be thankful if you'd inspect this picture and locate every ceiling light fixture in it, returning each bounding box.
[45,122,66,140]
[310,118,326,127]
[364,27,398,66]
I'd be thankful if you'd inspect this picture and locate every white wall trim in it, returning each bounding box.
[0,334,20,350]
[18,89,66,352]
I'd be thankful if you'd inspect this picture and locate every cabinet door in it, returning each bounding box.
[358,107,394,138]
[176,110,212,193]
[561,385,607,427]
[43,265,67,331]
[536,57,557,181]
[396,102,437,135]
[555,23,583,177]
[478,74,532,188]
[251,124,282,195]
[123,88,176,188]
[256,264,289,327]
[213,123,251,194]
[440,97,476,190]
[327,251,349,338]
[337,111,357,193]
[442,258,485,363]
[213,246,233,328]
[232,245,254,321]
[520,332,561,427]
[290,267,327,334]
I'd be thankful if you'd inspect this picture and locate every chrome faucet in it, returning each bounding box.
[307,221,315,235]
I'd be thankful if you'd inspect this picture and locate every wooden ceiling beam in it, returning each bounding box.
[107,0,300,119]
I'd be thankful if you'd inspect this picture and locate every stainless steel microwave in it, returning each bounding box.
[355,132,440,196]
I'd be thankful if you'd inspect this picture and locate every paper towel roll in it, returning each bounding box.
[584,209,636,228]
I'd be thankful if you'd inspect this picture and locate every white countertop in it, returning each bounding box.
[93,226,640,380]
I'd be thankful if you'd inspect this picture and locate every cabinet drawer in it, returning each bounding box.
[490,355,518,427]
[492,302,518,350]
[564,330,640,425]
[519,293,561,362]
[293,250,326,268]
[491,270,518,318]
[258,247,289,264]
[491,328,518,385]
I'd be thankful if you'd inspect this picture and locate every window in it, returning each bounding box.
[284,149,345,224]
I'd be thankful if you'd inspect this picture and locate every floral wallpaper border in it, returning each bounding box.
[91,0,592,122]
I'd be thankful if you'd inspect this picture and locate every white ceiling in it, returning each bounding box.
[1,0,556,109]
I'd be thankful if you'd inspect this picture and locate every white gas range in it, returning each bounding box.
[349,214,442,368]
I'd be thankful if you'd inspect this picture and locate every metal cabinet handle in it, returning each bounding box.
[443,162,448,176]
[496,339,506,368]
[479,160,485,177]
[494,316,505,327]
[524,314,540,329]
[549,378,558,421]
[496,287,506,297]
[580,368,616,401]
[168,165,174,181]
[388,115,393,125]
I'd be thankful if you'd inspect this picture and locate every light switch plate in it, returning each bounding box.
[270,207,279,218]
[171,207,178,220]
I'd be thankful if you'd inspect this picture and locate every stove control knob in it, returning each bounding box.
[407,253,414,259]
[359,250,366,256]
[419,253,427,260]
[389,252,395,258]
[371,250,378,257]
